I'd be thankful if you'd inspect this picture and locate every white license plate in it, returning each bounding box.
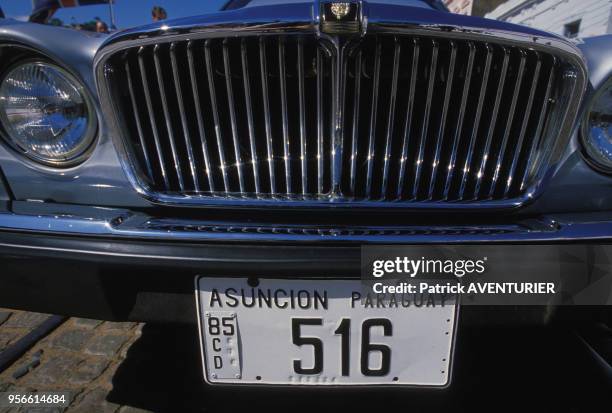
[196,277,457,386]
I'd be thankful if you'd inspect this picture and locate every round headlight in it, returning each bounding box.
[0,61,96,167]
[581,76,612,173]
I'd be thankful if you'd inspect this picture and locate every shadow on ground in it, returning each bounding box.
[106,322,612,413]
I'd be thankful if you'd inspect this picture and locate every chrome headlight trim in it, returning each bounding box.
[0,57,97,168]
[580,75,612,174]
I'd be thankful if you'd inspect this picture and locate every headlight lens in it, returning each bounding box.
[0,61,96,167]
[582,77,612,172]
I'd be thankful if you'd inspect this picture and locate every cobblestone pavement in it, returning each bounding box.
[0,309,148,412]
[0,309,610,412]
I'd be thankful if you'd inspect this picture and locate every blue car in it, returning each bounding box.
[0,0,609,390]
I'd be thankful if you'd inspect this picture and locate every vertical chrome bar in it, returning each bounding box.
[125,58,154,182]
[137,47,169,189]
[365,40,382,198]
[240,38,260,194]
[153,44,185,191]
[223,39,245,193]
[472,47,510,199]
[259,37,276,195]
[316,48,324,195]
[536,67,577,185]
[204,39,230,193]
[443,42,475,200]
[187,41,215,192]
[330,45,347,197]
[297,38,308,195]
[504,53,541,197]
[397,39,420,199]
[412,40,439,199]
[520,58,556,192]
[381,39,401,198]
[428,41,457,200]
[458,44,493,200]
[259,37,276,194]
[170,43,200,191]
[278,37,292,194]
[488,50,526,198]
[349,51,362,195]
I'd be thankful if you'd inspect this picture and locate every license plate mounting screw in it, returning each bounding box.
[230,313,236,318]
[211,373,217,379]
[205,312,210,317]
[235,373,241,379]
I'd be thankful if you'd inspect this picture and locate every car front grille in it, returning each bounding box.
[101,32,581,205]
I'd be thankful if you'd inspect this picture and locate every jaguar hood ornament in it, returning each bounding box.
[330,2,351,19]
[320,0,362,34]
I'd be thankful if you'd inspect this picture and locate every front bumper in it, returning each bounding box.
[1,200,612,324]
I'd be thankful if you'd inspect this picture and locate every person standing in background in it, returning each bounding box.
[152,6,167,22]
[95,16,108,33]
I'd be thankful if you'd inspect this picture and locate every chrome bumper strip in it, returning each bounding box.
[1,202,612,244]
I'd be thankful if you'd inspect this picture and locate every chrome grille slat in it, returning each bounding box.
[187,42,215,192]
[105,33,582,206]
[396,39,420,199]
[331,49,347,195]
[443,42,475,200]
[412,40,439,199]
[488,50,527,198]
[240,38,260,194]
[278,38,292,194]
[137,48,170,190]
[316,47,324,195]
[520,60,556,192]
[222,40,245,193]
[458,44,493,200]
[428,41,456,200]
[473,47,510,199]
[259,38,276,194]
[365,40,382,199]
[170,43,200,191]
[124,59,154,182]
[381,39,401,198]
[349,52,361,194]
[204,40,230,193]
[153,44,185,191]
[297,38,307,195]
[505,54,542,197]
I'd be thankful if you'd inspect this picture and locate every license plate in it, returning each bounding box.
[196,277,457,386]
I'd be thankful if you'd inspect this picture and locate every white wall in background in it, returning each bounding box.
[444,0,474,15]
[486,0,612,38]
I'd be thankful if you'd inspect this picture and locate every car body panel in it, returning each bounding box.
[0,1,599,215]
[0,0,608,328]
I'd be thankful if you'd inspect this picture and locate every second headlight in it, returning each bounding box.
[581,76,612,173]
[0,61,96,167]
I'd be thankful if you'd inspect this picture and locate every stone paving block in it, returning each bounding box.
[68,358,110,386]
[84,335,129,357]
[2,313,48,330]
[0,313,172,412]
[0,311,10,326]
[0,383,13,392]
[73,319,102,330]
[0,331,18,352]
[50,330,94,352]
[99,323,136,332]
[23,353,81,387]
[68,388,120,413]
